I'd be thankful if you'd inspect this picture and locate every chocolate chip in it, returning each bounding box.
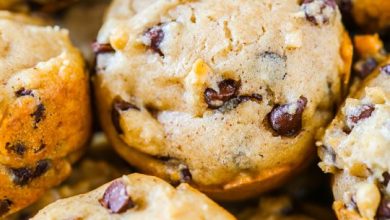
[5,142,26,156]
[31,103,45,128]
[33,160,49,178]
[99,180,135,213]
[302,0,336,25]
[179,166,192,183]
[238,94,263,103]
[268,96,308,137]
[15,88,33,97]
[145,105,159,119]
[144,25,165,56]
[354,57,378,79]
[217,94,262,113]
[380,64,390,75]
[204,79,240,109]
[111,98,140,134]
[92,42,115,54]
[347,105,375,129]
[9,160,50,186]
[377,197,390,219]
[10,167,33,186]
[0,199,12,216]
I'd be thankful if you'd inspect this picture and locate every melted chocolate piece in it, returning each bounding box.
[99,180,135,213]
[268,96,308,137]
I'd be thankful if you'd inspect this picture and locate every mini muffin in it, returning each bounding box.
[94,0,352,200]
[318,38,390,219]
[9,133,130,219]
[0,0,78,12]
[337,0,390,32]
[0,11,91,216]
[32,173,236,220]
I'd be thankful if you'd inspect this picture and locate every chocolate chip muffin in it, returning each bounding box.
[94,0,352,200]
[318,43,390,219]
[32,173,236,220]
[9,133,131,219]
[337,0,390,32]
[0,0,78,12]
[0,11,91,217]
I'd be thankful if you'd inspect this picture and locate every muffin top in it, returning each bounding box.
[32,173,236,220]
[94,0,351,189]
[0,11,91,168]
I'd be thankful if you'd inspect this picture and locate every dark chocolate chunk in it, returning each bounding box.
[33,160,50,178]
[204,79,240,109]
[268,96,308,137]
[0,199,12,216]
[92,42,115,54]
[31,103,45,128]
[99,180,135,213]
[179,166,192,183]
[302,0,336,25]
[10,167,33,186]
[217,94,262,113]
[144,25,165,56]
[15,88,33,97]
[377,197,390,219]
[111,98,140,134]
[5,142,26,156]
[9,160,50,186]
[347,105,375,129]
[354,57,378,79]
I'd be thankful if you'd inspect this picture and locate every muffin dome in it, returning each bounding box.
[94,0,351,200]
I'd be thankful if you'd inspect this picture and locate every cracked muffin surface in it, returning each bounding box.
[94,0,351,200]
[32,173,235,220]
[0,11,91,217]
[318,36,390,220]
